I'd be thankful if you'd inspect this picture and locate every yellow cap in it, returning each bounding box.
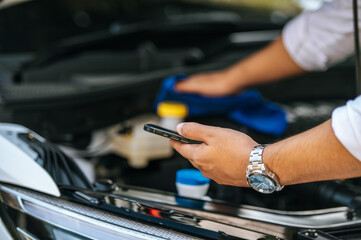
[157,101,188,118]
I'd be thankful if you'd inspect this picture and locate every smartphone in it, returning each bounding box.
[143,124,202,144]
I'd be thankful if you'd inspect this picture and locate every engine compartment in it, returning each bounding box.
[1,1,361,239]
[0,20,358,213]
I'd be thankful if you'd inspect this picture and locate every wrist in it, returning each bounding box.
[263,143,289,186]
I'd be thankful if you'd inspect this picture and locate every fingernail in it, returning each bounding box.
[177,123,185,134]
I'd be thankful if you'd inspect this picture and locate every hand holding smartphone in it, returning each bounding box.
[143,124,202,144]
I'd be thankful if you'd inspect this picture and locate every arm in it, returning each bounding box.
[170,119,361,187]
[265,119,361,186]
[224,36,305,88]
[176,0,357,97]
[175,37,305,97]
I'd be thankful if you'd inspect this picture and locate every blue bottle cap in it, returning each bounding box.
[176,169,210,186]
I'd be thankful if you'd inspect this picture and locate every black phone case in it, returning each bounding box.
[144,124,202,144]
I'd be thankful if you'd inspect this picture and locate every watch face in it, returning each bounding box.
[248,174,276,194]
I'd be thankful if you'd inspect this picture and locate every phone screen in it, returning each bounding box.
[144,124,202,144]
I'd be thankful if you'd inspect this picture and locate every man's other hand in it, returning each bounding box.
[175,70,242,97]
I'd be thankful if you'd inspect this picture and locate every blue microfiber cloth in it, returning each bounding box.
[154,74,287,136]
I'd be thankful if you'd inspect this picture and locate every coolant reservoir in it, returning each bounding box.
[110,114,168,168]
[110,102,187,168]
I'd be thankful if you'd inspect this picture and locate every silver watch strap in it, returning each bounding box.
[249,144,268,166]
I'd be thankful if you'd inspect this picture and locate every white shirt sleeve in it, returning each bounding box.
[332,95,361,161]
[282,0,361,160]
[283,0,357,71]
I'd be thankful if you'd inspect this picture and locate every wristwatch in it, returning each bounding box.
[246,144,283,194]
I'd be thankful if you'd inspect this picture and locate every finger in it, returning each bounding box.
[169,139,203,166]
[174,76,203,93]
[176,122,215,142]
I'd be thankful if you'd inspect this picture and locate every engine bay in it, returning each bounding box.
[1,1,361,239]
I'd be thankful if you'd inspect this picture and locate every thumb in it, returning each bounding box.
[177,122,214,142]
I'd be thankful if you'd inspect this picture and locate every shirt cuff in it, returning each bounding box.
[332,98,361,161]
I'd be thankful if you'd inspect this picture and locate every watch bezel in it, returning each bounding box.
[247,170,278,194]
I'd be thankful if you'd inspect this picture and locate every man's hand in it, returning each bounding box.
[169,122,258,186]
[175,69,242,97]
